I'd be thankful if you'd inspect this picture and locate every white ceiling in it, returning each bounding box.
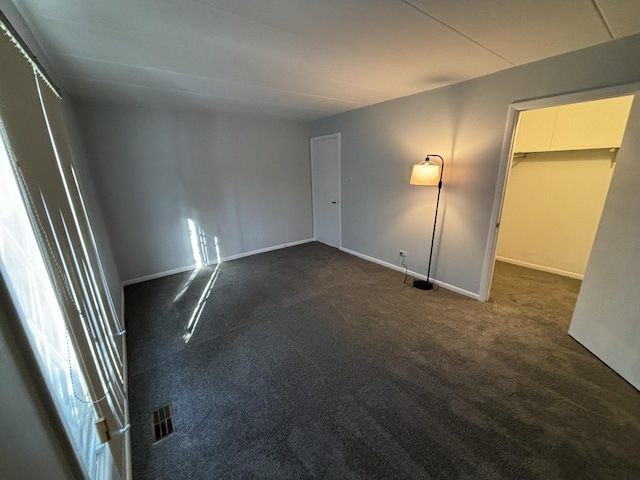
[9,0,640,120]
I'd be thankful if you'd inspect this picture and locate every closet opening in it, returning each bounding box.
[486,95,633,315]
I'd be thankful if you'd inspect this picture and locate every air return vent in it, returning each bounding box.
[151,403,174,443]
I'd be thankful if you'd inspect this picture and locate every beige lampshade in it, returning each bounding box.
[410,161,440,185]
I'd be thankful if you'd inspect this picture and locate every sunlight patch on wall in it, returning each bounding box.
[188,218,208,269]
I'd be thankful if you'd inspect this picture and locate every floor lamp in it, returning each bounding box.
[410,154,444,290]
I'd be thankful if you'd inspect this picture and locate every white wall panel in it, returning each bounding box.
[409,0,611,64]
[496,150,616,278]
[569,95,640,390]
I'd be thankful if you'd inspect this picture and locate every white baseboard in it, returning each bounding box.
[122,265,196,286]
[221,238,314,262]
[340,247,480,300]
[495,256,584,280]
[122,238,315,286]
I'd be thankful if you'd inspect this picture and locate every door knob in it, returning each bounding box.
[331,201,337,204]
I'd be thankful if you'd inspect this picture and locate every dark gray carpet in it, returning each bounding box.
[125,242,640,479]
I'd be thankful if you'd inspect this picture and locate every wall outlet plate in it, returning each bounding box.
[399,250,407,257]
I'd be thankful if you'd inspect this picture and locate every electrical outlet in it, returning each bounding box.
[399,250,407,257]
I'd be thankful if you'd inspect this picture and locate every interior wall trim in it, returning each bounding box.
[121,238,315,286]
[339,247,480,300]
[495,256,584,280]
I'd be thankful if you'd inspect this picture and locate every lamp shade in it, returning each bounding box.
[410,161,440,185]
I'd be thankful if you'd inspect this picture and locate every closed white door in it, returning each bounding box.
[310,133,340,248]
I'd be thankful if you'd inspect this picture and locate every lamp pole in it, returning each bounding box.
[413,155,444,290]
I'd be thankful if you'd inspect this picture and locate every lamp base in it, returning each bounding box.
[413,280,434,290]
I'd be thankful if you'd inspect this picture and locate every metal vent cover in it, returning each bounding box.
[151,403,174,443]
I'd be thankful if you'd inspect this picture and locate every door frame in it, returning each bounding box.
[479,82,640,302]
[310,132,341,249]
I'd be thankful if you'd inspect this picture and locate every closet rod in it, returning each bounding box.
[513,147,619,158]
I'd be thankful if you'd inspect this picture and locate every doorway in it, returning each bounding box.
[480,86,639,302]
[494,95,633,287]
[310,133,341,248]
[481,86,640,390]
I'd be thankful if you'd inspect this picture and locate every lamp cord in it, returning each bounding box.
[400,255,408,284]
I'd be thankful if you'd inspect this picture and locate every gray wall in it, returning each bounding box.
[75,103,313,282]
[569,98,640,390]
[62,101,124,320]
[310,34,640,297]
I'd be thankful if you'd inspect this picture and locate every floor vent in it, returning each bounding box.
[151,403,174,443]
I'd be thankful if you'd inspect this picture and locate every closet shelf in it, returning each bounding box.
[513,146,619,158]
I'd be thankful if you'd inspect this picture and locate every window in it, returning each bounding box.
[0,16,127,479]
[0,133,99,476]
